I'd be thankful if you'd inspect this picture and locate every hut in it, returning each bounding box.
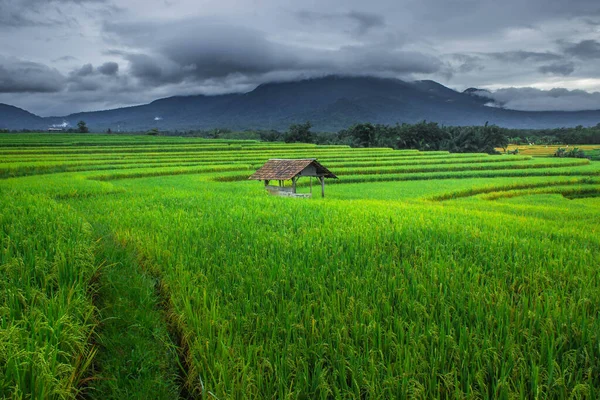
[249,159,337,198]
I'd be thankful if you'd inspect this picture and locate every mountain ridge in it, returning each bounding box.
[1,76,600,132]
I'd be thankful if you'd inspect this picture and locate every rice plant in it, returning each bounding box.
[1,133,599,399]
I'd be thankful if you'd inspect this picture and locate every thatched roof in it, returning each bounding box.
[249,159,337,180]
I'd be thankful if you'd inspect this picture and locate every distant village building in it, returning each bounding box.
[47,127,64,132]
[249,159,337,198]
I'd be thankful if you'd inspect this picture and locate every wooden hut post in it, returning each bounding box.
[310,176,312,194]
[292,177,297,194]
[320,176,325,198]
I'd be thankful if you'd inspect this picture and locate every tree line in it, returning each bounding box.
[268,121,509,154]
[263,121,600,153]
[506,124,600,145]
[3,121,600,153]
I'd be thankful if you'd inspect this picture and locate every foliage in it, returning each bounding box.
[554,147,588,158]
[258,129,282,142]
[0,191,97,399]
[335,121,507,154]
[507,123,600,145]
[285,121,315,143]
[77,120,89,133]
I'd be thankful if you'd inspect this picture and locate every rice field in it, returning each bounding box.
[1,133,600,399]
[500,144,600,157]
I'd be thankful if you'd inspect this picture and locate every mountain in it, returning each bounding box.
[0,103,45,129]
[2,76,600,132]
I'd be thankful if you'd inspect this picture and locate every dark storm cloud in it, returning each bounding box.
[104,20,299,81]
[561,40,600,60]
[66,61,125,91]
[295,10,385,36]
[69,62,119,78]
[98,61,118,75]
[538,62,575,76]
[121,53,183,85]
[0,57,66,92]
[104,18,439,86]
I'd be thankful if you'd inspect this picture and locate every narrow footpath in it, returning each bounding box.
[85,230,182,399]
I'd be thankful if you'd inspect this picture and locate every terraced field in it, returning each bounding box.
[2,133,600,399]
[501,144,600,157]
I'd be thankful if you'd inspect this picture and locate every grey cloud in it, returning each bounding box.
[294,10,385,36]
[446,54,484,74]
[0,84,149,116]
[477,87,600,111]
[402,0,600,38]
[69,62,119,78]
[487,51,563,63]
[538,62,575,76]
[104,18,438,87]
[0,7,38,27]
[73,63,94,76]
[583,18,600,26]
[105,20,299,81]
[334,46,440,74]
[0,56,66,92]
[66,61,126,91]
[562,39,600,60]
[5,0,600,116]
[53,55,78,62]
[344,11,385,35]
[0,0,107,28]
[122,53,184,85]
[98,61,118,75]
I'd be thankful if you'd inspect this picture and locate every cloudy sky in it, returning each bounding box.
[1,0,600,116]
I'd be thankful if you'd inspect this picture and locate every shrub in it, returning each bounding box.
[554,147,588,158]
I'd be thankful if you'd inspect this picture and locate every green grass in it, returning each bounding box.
[0,190,98,399]
[1,133,600,399]
[588,149,600,161]
[86,229,181,399]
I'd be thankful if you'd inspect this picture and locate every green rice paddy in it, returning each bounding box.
[1,133,599,399]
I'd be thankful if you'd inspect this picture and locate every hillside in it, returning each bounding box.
[2,76,600,131]
[0,104,45,130]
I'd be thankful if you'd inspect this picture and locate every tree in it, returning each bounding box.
[77,120,89,133]
[285,121,314,143]
[345,123,377,147]
[481,123,508,153]
[396,121,448,150]
[259,129,282,142]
